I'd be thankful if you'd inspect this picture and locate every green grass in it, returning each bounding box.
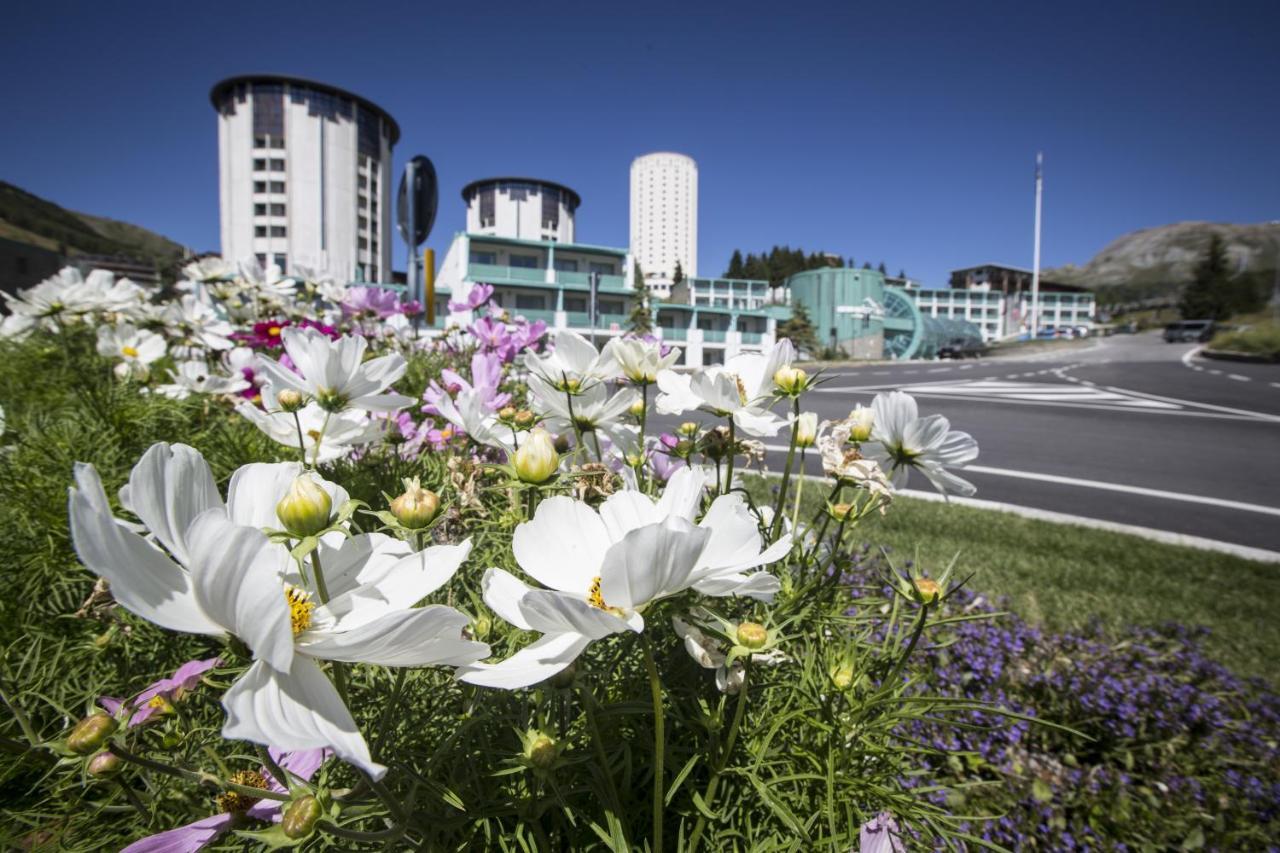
[1210,319,1280,360]
[751,479,1280,683]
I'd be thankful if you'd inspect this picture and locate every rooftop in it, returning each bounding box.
[208,74,401,144]
[460,177,582,209]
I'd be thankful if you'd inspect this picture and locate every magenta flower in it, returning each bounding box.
[231,319,339,350]
[859,812,903,853]
[122,748,330,853]
[100,657,222,727]
[448,282,494,313]
[342,286,403,319]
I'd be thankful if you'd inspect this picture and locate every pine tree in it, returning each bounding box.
[776,300,819,355]
[726,250,745,278]
[877,261,887,274]
[672,260,685,288]
[627,260,653,334]
[1179,235,1230,320]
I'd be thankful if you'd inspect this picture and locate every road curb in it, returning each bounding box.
[1200,348,1279,364]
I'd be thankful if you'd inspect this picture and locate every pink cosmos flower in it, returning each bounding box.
[342,286,403,319]
[232,319,339,350]
[448,283,494,313]
[121,748,330,853]
[859,812,904,853]
[99,657,222,727]
[422,351,511,416]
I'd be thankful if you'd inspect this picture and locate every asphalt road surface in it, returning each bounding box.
[651,333,1280,553]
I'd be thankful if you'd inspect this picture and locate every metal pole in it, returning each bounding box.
[405,159,418,302]
[1030,152,1043,338]
[589,272,599,346]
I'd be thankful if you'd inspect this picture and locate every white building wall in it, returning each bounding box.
[464,182,576,243]
[630,152,697,291]
[215,79,396,282]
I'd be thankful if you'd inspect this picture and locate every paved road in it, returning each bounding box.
[651,334,1280,553]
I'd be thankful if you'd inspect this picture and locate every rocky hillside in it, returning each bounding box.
[1047,222,1279,295]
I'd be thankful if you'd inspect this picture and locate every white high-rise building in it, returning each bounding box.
[630,152,697,297]
[210,75,399,282]
[460,177,580,243]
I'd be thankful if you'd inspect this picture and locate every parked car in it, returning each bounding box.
[1163,320,1216,343]
[938,337,986,359]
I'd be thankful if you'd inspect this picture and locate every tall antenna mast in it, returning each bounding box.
[1030,152,1043,338]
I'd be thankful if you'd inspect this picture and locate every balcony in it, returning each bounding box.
[468,263,547,285]
[660,327,687,341]
[701,329,727,343]
[741,331,763,344]
[512,308,557,325]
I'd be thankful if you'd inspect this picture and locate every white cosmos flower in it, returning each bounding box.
[156,361,251,400]
[526,375,639,456]
[3,267,142,319]
[457,468,791,689]
[183,256,236,284]
[236,384,384,463]
[256,327,413,414]
[524,330,620,390]
[435,387,515,453]
[862,391,978,497]
[654,339,795,437]
[603,337,681,384]
[97,323,166,378]
[239,259,298,301]
[672,616,786,695]
[162,294,235,352]
[68,443,488,779]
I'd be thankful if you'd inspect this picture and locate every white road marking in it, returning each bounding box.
[959,364,974,370]
[1228,374,1251,382]
[1208,369,1222,375]
[1099,384,1280,422]
[1180,345,1206,368]
[927,367,951,373]
[1272,382,1280,389]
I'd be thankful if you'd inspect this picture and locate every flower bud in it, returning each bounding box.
[562,377,583,394]
[626,452,644,468]
[677,421,700,438]
[830,662,855,690]
[68,713,117,755]
[281,795,323,840]
[913,577,943,605]
[276,388,306,412]
[276,476,333,538]
[736,622,768,650]
[795,412,818,448]
[527,734,558,769]
[87,750,123,777]
[773,366,807,395]
[498,406,517,423]
[675,439,694,458]
[849,405,874,443]
[628,398,646,418]
[466,613,492,641]
[389,477,440,529]
[514,429,559,484]
[314,386,348,412]
[514,409,536,429]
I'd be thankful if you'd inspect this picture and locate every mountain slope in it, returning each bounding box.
[0,180,187,268]
[1047,221,1280,293]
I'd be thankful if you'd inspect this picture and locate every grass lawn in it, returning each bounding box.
[748,477,1280,684]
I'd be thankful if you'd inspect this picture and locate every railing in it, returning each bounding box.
[659,327,687,341]
[701,329,727,343]
[741,331,763,344]
[468,263,547,284]
[511,308,557,325]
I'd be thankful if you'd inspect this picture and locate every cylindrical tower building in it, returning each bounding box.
[460,178,580,243]
[210,75,399,282]
[629,152,698,295]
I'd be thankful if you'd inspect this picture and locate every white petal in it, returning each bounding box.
[597,490,662,541]
[226,463,350,531]
[120,443,222,566]
[456,632,592,690]
[693,570,782,601]
[313,532,411,601]
[186,511,294,672]
[69,465,221,636]
[315,541,472,630]
[519,588,635,639]
[222,658,385,780]
[599,517,709,609]
[655,466,705,520]
[512,497,611,593]
[300,605,489,667]
[479,567,535,630]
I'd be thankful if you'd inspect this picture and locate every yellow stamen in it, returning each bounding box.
[285,586,314,635]
[121,346,139,358]
[146,695,169,710]
[216,770,269,813]
[587,577,625,617]
[733,374,748,404]
[267,326,282,337]
[306,429,322,442]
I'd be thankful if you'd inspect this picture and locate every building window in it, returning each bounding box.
[254,203,266,216]
[589,261,617,276]
[270,181,285,193]
[269,159,285,171]
[553,259,579,272]
[509,254,539,269]
[273,253,287,272]
[470,251,496,265]
[254,181,266,193]
[358,175,367,189]
[358,215,368,231]
[369,266,378,281]
[256,253,267,266]
[270,203,285,216]
[565,296,587,312]
[541,188,560,230]
[254,158,267,171]
[270,226,287,237]
[255,226,267,237]
[358,237,368,250]
[479,187,495,227]
[515,294,545,311]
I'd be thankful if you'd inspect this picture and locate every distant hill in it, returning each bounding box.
[1046,221,1280,302]
[0,180,188,275]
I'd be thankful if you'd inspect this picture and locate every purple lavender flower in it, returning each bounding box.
[121,748,329,853]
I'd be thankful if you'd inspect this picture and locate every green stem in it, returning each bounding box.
[257,745,292,793]
[310,549,349,704]
[110,743,290,801]
[770,397,802,539]
[580,683,625,840]
[292,411,307,466]
[641,636,666,853]
[0,680,38,745]
[882,603,931,690]
[791,449,807,531]
[687,659,752,853]
[723,417,737,495]
[589,430,604,463]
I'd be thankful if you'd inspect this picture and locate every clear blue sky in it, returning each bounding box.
[4,0,1277,287]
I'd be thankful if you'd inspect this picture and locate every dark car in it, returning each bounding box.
[938,337,986,359]
[1163,320,1216,343]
